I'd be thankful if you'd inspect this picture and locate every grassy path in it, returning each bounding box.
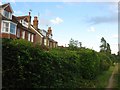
[106,63,118,89]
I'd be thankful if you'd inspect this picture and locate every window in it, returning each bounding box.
[17,29,20,38]
[31,34,34,42]
[2,22,9,32]
[4,10,9,18]
[22,31,25,39]
[4,10,12,19]
[28,33,30,41]
[10,23,16,34]
[1,21,16,34]
[44,39,46,46]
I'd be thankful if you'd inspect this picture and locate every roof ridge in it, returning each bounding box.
[17,15,29,17]
[0,3,9,7]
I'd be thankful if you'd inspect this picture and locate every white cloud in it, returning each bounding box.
[87,26,96,32]
[50,17,63,25]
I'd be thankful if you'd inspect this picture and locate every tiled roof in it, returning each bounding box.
[16,16,29,20]
[0,13,35,34]
[0,13,18,23]
[0,3,9,8]
[17,23,35,34]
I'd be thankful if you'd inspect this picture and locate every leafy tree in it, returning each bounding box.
[100,37,107,52]
[100,37,111,54]
[106,43,111,54]
[68,38,79,49]
[68,38,82,50]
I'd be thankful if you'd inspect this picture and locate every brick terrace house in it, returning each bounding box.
[0,3,36,43]
[0,3,58,48]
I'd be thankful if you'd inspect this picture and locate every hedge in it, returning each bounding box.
[2,39,116,88]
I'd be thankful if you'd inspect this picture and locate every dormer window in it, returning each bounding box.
[4,10,12,19]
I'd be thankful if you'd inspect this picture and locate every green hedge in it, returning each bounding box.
[2,39,116,88]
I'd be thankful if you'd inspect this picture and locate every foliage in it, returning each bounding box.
[68,38,80,50]
[100,37,111,54]
[2,38,115,88]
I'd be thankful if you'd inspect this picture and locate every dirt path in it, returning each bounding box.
[106,63,118,89]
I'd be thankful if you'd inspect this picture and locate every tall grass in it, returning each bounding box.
[95,66,115,88]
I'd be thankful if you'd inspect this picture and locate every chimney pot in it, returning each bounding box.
[33,16,38,30]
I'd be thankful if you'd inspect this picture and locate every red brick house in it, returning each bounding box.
[0,3,17,39]
[41,27,58,48]
[0,3,58,48]
[0,3,36,43]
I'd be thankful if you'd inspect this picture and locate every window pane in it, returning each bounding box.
[28,33,30,41]
[31,34,34,42]
[10,23,16,34]
[2,22,9,32]
[17,29,20,37]
[22,31,25,39]
[4,10,9,18]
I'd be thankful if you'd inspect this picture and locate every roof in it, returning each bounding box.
[0,3,13,13]
[0,13,35,34]
[16,16,29,22]
[17,23,35,34]
[0,13,18,23]
[30,25,43,36]
[0,3,9,8]
[16,16,29,20]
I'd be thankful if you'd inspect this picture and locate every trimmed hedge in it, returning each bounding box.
[2,39,116,88]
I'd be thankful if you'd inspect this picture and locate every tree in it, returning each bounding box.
[100,37,107,52]
[100,37,111,54]
[79,42,82,48]
[106,43,111,54]
[68,38,79,50]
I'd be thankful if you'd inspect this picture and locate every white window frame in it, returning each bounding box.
[22,20,28,28]
[1,20,17,35]
[17,29,20,38]
[22,31,25,39]
[31,34,34,42]
[10,22,16,35]
[2,21,10,33]
[28,33,31,41]
[44,38,46,46]
[4,10,12,19]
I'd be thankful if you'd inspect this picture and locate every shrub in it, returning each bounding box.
[2,39,113,88]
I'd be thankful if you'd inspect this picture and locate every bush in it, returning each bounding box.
[2,39,113,88]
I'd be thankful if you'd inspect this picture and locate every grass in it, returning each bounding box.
[95,65,115,88]
[114,63,120,89]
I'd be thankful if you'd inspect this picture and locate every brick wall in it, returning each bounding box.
[0,33,16,39]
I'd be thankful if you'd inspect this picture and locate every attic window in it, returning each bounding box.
[4,10,12,19]
[4,10,9,18]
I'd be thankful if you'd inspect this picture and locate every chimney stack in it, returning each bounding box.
[33,16,38,30]
[48,27,52,35]
[28,12,31,28]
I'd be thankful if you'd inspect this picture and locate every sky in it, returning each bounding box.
[1,0,118,54]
